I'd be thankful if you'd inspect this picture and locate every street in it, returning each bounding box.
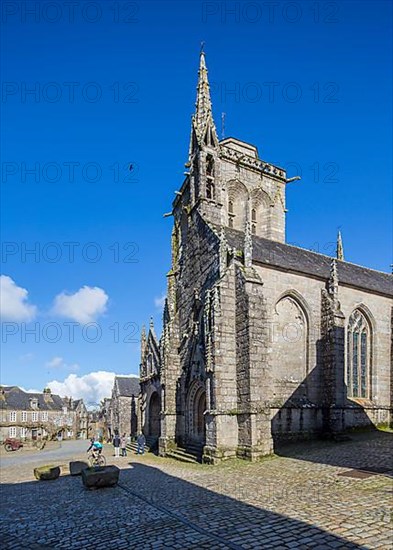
[0,440,89,468]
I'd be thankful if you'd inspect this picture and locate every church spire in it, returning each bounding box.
[336,230,344,261]
[190,50,218,153]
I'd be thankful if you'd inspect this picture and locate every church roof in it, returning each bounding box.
[223,227,393,298]
[115,376,140,397]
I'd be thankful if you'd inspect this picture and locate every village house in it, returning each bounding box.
[99,397,112,440]
[0,386,87,442]
[108,377,140,439]
[64,397,89,440]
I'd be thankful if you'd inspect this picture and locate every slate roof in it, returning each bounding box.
[69,399,85,411]
[223,227,393,298]
[115,377,140,397]
[0,386,65,411]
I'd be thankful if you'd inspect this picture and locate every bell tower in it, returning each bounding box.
[174,49,288,242]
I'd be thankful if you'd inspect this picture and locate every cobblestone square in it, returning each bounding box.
[0,432,392,549]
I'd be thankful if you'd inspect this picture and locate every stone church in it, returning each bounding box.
[139,52,393,463]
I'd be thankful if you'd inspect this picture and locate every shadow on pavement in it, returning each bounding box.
[0,461,369,549]
[274,430,393,478]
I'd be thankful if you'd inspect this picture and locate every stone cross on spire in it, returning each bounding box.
[189,50,218,152]
[336,230,344,261]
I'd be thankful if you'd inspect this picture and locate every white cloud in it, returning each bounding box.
[45,357,79,372]
[0,275,37,322]
[19,352,34,362]
[154,293,166,310]
[52,285,108,324]
[47,371,137,407]
[46,357,63,368]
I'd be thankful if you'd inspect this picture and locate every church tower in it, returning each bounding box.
[181,50,288,241]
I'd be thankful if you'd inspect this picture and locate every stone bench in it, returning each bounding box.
[34,465,60,481]
[69,461,89,476]
[81,465,120,489]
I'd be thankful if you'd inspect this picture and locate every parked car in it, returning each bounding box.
[3,438,23,452]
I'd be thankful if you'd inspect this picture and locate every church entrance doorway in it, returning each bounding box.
[194,388,206,440]
[147,392,161,437]
[186,382,206,444]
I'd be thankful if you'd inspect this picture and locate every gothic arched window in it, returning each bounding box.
[346,310,371,398]
[271,294,309,402]
[206,155,215,200]
[251,208,257,234]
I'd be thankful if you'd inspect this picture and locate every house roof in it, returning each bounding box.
[222,227,393,298]
[115,377,140,397]
[0,386,65,411]
[70,399,85,411]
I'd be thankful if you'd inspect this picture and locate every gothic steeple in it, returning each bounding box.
[336,230,344,261]
[189,50,218,156]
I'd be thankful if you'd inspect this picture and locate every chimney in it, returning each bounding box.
[43,388,53,403]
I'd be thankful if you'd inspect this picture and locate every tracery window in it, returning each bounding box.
[346,309,371,398]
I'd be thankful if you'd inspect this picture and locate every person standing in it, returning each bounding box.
[120,433,127,457]
[113,432,121,458]
[137,432,146,455]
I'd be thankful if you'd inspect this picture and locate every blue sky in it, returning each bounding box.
[1,0,392,404]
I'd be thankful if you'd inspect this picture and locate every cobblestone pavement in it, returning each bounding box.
[0,431,392,549]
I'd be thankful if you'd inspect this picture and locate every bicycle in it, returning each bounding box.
[88,450,106,467]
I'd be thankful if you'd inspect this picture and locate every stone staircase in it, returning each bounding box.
[126,435,158,454]
[165,442,204,464]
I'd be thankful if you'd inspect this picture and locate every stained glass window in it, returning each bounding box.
[346,310,371,399]
[352,332,359,396]
[361,331,367,397]
[346,330,352,390]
